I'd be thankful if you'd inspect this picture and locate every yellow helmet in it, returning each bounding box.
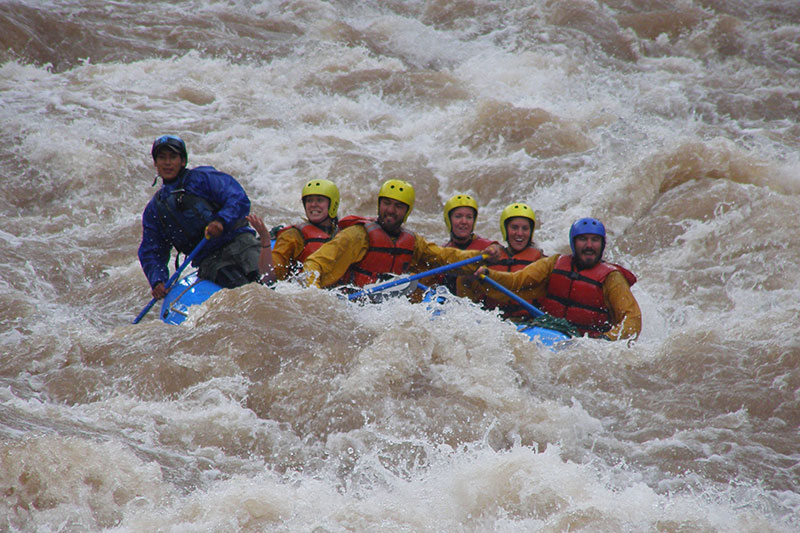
[378,179,415,222]
[302,179,340,219]
[443,193,479,233]
[499,202,536,242]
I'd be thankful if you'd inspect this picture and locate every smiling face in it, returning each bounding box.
[505,217,532,253]
[303,194,331,225]
[449,206,476,243]
[154,149,185,182]
[378,196,409,235]
[573,234,604,269]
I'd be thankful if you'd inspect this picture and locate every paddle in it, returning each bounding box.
[477,272,544,317]
[347,253,486,301]
[132,237,208,324]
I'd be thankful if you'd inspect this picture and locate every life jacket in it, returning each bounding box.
[482,246,544,318]
[278,221,337,264]
[338,216,415,287]
[152,170,219,254]
[539,254,637,337]
[152,168,250,255]
[489,246,543,272]
[439,235,494,293]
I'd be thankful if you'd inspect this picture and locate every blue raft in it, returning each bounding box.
[515,322,572,346]
[160,271,223,325]
[421,289,571,348]
[160,274,571,348]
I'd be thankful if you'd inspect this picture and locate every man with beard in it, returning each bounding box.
[302,179,502,289]
[476,217,641,340]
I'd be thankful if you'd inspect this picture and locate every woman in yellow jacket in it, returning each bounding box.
[458,202,545,318]
[246,179,340,283]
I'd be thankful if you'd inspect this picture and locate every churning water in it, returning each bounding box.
[1,0,799,531]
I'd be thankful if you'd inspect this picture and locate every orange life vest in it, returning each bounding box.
[339,216,416,287]
[481,246,544,318]
[539,255,637,337]
[438,235,494,292]
[489,246,543,272]
[277,221,336,274]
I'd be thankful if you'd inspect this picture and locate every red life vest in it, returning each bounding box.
[338,216,416,287]
[441,235,494,251]
[539,255,637,337]
[281,221,337,263]
[489,246,543,272]
[481,246,544,318]
[438,235,493,292]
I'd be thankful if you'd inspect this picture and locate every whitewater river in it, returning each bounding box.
[1,0,799,531]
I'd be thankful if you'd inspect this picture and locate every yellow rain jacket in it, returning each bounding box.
[271,227,306,281]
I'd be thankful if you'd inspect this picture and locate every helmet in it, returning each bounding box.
[378,179,415,222]
[443,194,479,233]
[569,217,606,255]
[151,134,187,162]
[499,203,536,242]
[302,179,340,219]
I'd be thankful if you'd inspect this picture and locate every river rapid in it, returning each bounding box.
[2,0,799,531]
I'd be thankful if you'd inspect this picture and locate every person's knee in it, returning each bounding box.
[214,265,251,288]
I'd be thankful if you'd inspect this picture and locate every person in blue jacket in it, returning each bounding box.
[138,135,261,299]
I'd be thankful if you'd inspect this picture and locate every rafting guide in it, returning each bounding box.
[137,135,261,301]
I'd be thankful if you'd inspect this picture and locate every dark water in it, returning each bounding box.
[1,0,799,531]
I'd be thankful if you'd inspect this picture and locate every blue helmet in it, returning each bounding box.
[569,217,605,256]
[151,135,188,162]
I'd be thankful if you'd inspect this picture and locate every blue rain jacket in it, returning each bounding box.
[138,166,254,288]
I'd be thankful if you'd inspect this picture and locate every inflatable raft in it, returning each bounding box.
[158,272,572,347]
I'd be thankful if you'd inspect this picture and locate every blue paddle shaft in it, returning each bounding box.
[132,238,208,324]
[478,273,544,318]
[347,253,485,301]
